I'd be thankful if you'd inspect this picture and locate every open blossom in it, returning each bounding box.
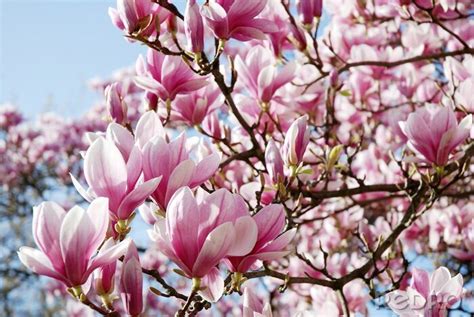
[149,187,257,279]
[142,130,220,210]
[387,267,464,316]
[225,204,296,273]
[135,49,208,102]
[72,126,161,221]
[172,83,224,125]
[235,45,295,105]
[399,106,472,166]
[109,0,158,35]
[242,287,273,317]
[201,0,277,41]
[282,115,310,167]
[120,242,143,316]
[18,198,130,288]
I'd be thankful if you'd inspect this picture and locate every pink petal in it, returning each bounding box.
[430,267,452,293]
[164,159,196,207]
[410,268,430,299]
[106,123,134,160]
[117,177,161,220]
[84,138,127,212]
[70,174,96,202]
[135,111,165,149]
[87,238,131,276]
[189,152,220,188]
[32,202,66,268]
[167,187,201,272]
[126,145,143,190]
[253,204,286,248]
[199,267,224,302]
[193,222,235,277]
[227,216,258,256]
[18,247,66,284]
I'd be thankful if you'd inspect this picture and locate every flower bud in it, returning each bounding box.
[326,144,344,171]
[296,0,323,26]
[120,242,143,316]
[282,115,310,167]
[105,83,128,124]
[184,0,204,53]
[265,140,284,185]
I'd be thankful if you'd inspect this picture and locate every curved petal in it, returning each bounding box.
[189,152,220,188]
[18,247,66,283]
[167,187,201,271]
[253,204,286,248]
[117,177,161,220]
[430,267,452,293]
[199,267,224,302]
[227,216,258,256]
[84,138,127,212]
[87,238,131,276]
[70,173,96,202]
[59,206,95,285]
[164,160,196,207]
[32,201,66,266]
[106,123,134,160]
[193,222,235,277]
[135,111,165,149]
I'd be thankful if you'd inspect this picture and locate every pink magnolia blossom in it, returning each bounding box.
[242,287,273,317]
[265,140,284,185]
[201,0,278,41]
[120,242,143,316]
[225,204,296,273]
[149,187,257,279]
[109,0,157,35]
[296,0,323,26]
[135,49,208,102]
[282,115,310,167]
[399,106,472,166]
[184,0,204,53]
[387,267,464,317]
[172,83,224,125]
[235,45,295,104]
[18,198,130,287]
[105,82,128,125]
[73,129,161,221]
[141,130,220,210]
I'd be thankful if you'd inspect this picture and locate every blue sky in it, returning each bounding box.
[0,0,183,118]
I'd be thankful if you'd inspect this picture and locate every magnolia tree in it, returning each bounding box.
[4,0,474,316]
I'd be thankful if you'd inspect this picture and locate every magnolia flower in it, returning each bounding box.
[184,0,204,53]
[399,106,472,166]
[235,45,295,105]
[120,242,143,316]
[149,187,258,302]
[242,287,273,317]
[94,262,116,296]
[201,0,277,41]
[387,267,464,316]
[18,198,130,288]
[225,204,296,273]
[172,83,224,125]
[135,49,208,102]
[282,115,310,167]
[150,187,257,279]
[72,129,161,222]
[109,0,157,35]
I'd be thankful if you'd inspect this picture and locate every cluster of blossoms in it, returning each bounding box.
[5,0,474,316]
